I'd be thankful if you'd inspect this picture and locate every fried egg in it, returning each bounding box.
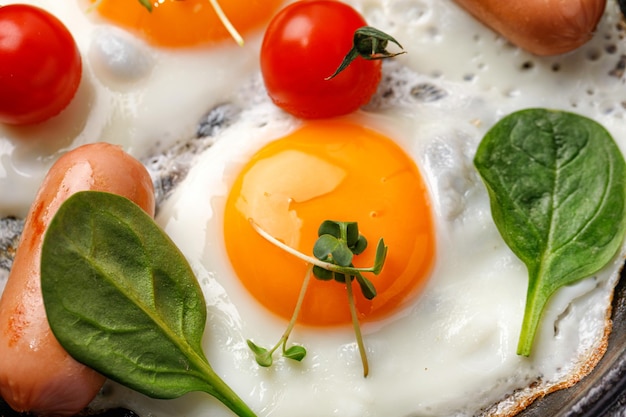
[2,0,626,416]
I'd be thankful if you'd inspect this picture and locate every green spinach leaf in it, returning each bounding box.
[40,191,256,417]
[474,108,626,356]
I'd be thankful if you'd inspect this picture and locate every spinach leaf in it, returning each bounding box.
[474,108,626,356]
[40,191,256,417]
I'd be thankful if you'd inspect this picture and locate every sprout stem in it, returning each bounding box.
[345,276,369,377]
[208,0,244,46]
[276,265,312,354]
[86,0,104,13]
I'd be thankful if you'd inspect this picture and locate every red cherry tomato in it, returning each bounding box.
[0,4,82,125]
[260,0,382,119]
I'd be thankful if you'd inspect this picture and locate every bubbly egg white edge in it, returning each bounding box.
[2,0,626,416]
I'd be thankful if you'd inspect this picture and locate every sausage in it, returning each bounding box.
[0,143,155,416]
[453,0,606,56]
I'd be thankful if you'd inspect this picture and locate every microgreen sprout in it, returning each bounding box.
[326,26,406,80]
[247,219,388,377]
[246,265,312,368]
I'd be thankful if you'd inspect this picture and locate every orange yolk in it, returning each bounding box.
[91,0,283,47]
[223,120,435,326]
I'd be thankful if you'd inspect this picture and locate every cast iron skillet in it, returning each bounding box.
[518,267,626,417]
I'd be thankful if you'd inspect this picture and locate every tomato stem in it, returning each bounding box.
[326,26,405,80]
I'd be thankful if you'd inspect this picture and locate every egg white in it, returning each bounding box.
[133,77,624,417]
[2,0,626,416]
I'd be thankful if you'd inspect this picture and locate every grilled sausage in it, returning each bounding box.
[0,143,155,416]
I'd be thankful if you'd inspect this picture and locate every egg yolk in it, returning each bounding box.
[223,120,435,326]
[91,0,283,47]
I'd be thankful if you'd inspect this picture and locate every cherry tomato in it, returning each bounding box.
[0,4,82,125]
[260,0,382,119]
